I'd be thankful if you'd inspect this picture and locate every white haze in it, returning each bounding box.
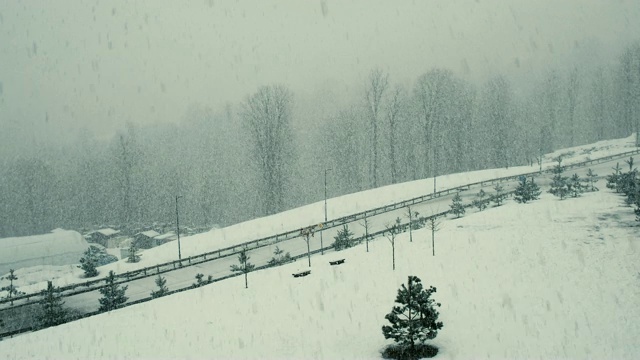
[1,0,639,152]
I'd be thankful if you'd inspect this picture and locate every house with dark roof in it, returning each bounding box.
[133,230,160,249]
[85,228,121,247]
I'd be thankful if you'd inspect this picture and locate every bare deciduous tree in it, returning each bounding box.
[360,216,371,252]
[241,85,294,215]
[365,68,389,188]
[385,218,402,270]
[566,67,580,146]
[387,86,403,184]
[426,217,442,256]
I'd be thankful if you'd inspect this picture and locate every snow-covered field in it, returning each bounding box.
[1,134,638,296]
[1,137,639,359]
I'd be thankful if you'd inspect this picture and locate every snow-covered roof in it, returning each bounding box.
[136,230,160,238]
[0,230,89,275]
[97,228,120,236]
[154,232,177,240]
[86,228,120,237]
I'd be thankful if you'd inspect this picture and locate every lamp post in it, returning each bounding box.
[175,195,183,261]
[320,168,332,255]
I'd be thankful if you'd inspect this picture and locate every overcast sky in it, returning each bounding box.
[1,0,639,153]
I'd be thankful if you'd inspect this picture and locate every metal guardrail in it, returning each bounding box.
[2,147,639,311]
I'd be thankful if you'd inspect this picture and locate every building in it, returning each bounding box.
[154,231,178,245]
[133,230,160,249]
[85,228,121,247]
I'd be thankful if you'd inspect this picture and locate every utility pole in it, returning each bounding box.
[175,195,183,261]
[320,168,332,255]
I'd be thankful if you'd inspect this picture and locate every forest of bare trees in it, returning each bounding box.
[1,42,639,238]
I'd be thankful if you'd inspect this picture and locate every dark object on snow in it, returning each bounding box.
[292,270,311,278]
[329,259,345,266]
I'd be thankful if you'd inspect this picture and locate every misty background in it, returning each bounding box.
[1,0,640,237]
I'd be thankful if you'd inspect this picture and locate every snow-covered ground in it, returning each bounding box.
[2,134,638,297]
[1,137,639,359]
[0,230,88,277]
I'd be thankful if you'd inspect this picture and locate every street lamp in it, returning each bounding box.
[321,168,332,255]
[175,195,183,261]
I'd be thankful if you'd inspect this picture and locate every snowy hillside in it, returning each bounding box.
[1,142,639,358]
[2,134,638,297]
[0,230,88,276]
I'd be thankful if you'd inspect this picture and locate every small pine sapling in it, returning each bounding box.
[151,275,169,298]
[528,177,542,201]
[78,247,99,278]
[514,176,541,203]
[606,163,622,192]
[549,161,569,199]
[492,183,506,206]
[472,189,488,211]
[98,270,128,312]
[3,269,19,305]
[192,273,213,288]
[449,192,465,218]
[230,250,255,289]
[382,276,443,359]
[411,211,424,230]
[626,156,636,172]
[127,242,141,263]
[333,224,356,251]
[585,168,599,192]
[268,246,292,266]
[36,281,67,329]
[617,170,639,205]
[568,173,585,198]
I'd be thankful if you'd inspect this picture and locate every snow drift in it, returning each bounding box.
[0,230,89,276]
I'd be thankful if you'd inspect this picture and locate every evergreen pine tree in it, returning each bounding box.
[333,224,356,251]
[78,247,99,278]
[527,177,542,201]
[618,170,639,205]
[472,189,488,211]
[449,192,465,218]
[568,173,585,198]
[606,163,622,192]
[585,168,599,192]
[3,269,19,305]
[150,275,169,298]
[230,250,255,289]
[382,276,443,358]
[36,281,67,329]
[626,156,635,172]
[514,177,541,203]
[549,163,569,199]
[127,242,141,263]
[267,246,292,266]
[491,183,506,206]
[98,270,128,312]
[192,273,213,288]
